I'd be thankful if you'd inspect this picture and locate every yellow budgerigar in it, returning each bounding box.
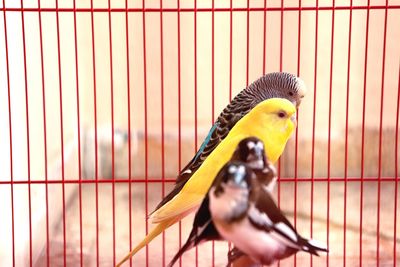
[117,97,298,266]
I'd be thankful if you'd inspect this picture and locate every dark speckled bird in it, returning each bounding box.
[167,138,327,267]
[117,73,306,267]
[208,161,328,266]
[167,137,277,267]
[155,72,306,211]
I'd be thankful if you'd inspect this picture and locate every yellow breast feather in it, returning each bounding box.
[116,98,296,267]
[150,98,296,223]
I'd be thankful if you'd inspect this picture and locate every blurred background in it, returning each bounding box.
[0,0,399,266]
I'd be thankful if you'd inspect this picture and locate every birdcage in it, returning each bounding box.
[0,0,399,266]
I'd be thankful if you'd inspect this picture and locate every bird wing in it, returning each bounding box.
[177,90,255,183]
[247,189,301,249]
[248,189,328,255]
[150,133,248,223]
[151,122,221,213]
[152,91,253,212]
[153,91,254,212]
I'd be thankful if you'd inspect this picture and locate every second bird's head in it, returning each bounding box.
[212,162,253,198]
[209,162,253,222]
[231,137,267,170]
[231,137,277,187]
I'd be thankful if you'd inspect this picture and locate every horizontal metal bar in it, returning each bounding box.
[0,177,398,184]
[1,5,400,13]
[0,178,176,184]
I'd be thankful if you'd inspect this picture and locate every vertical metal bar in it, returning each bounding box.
[125,0,133,266]
[89,0,100,265]
[55,1,66,265]
[2,2,15,266]
[37,0,49,264]
[310,1,319,266]
[72,0,83,265]
[262,0,266,75]
[176,0,182,265]
[294,1,302,266]
[278,0,284,192]
[107,0,116,265]
[327,2,335,266]
[227,0,233,255]
[246,0,249,86]
[19,1,32,265]
[194,1,199,265]
[229,0,233,99]
[360,1,371,265]
[279,0,283,72]
[211,1,215,265]
[344,1,353,266]
[277,2,284,265]
[376,2,388,265]
[141,0,149,264]
[194,0,198,164]
[159,0,166,265]
[394,63,400,267]
[211,0,215,123]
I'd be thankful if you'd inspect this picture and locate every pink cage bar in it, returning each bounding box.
[0,0,399,266]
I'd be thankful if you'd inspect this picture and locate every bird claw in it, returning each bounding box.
[226,247,245,267]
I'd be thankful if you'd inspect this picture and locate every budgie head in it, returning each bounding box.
[257,97,296,135]
[235,98,296,163]
[248,72,306,108]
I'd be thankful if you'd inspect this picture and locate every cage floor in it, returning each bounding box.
[35,181,399,267]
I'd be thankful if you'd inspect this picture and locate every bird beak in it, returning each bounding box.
[290,114,297,128]
[295,77,307,108]
[297,78,307,98]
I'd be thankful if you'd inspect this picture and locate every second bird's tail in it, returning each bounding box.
[302,238,328,256]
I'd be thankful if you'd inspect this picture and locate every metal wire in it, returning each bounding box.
[1,1,399,266]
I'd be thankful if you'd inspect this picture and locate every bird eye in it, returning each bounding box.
[278,111,286,118]
[228,165,237,174]
[256,141,264,149]
[247,141,255,150]
[288,92,294,96]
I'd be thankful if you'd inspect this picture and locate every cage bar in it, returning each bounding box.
[343,2,353,267]
[394,64,400,267]
[376,1,389,265]
[360,1,370,265]
[1,1,399,267]
[327,1,335,266]
[19,0,32,266]
[2,5,400,12]
[3,0,15,265]
[141,1,149,266]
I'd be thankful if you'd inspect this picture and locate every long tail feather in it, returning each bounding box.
[151,180,186,215]
[116,219,175,267]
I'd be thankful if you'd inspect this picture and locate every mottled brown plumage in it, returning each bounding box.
[154,72,306,211]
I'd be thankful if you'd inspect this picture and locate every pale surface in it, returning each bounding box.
[36,181,399,267]
[1,1,400,266]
